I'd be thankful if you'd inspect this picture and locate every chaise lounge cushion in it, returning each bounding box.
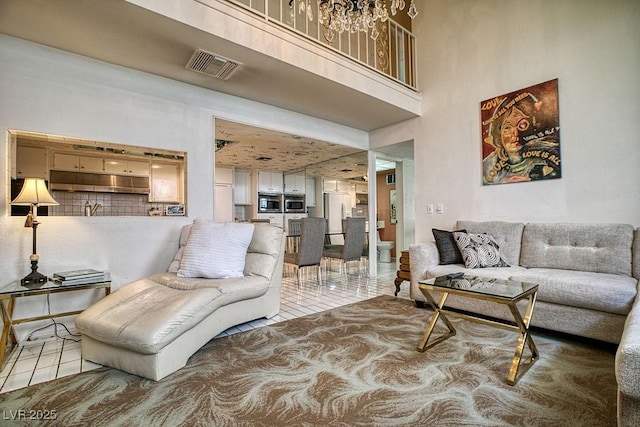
[150,272,270,306]
[76,278,223,354]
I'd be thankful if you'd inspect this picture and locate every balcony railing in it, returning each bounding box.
[227,0,418,90]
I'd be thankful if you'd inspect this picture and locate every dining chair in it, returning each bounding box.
[283,217,326,287]
[287,218,302,253]
[322,217,366,277]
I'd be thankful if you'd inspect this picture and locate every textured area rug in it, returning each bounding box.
[1,295,617,426]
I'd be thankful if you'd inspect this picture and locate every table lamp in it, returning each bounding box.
[11,178,59,287]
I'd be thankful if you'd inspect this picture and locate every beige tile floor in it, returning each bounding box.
[1,260,407,394]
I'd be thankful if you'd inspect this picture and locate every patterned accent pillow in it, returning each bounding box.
[452,232,510,269]
[432,228,466,265]
[178,220,255,279]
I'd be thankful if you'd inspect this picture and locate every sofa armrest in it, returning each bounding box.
[617,294,640,399]
[409,242,439,301]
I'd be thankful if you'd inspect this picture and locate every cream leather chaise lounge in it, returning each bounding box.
[76,220,285,381]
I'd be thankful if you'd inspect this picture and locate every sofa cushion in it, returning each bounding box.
[633,227,640,280]
[453,232,509,268]
[457,221,524,266]
[616,297,640,400]
[432,228,466,265]
[520,223,634,275]
[151,272,270,306]
[510,268,638,315]
[245,223,285,279]
[178,220,254,279]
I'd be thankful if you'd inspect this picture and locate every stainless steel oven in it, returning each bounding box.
[258,194,282,213]
[284,196,305,213]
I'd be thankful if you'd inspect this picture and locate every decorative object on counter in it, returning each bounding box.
[52,268,107,285]
[148,208,163,216]
[84,200,101,216]
[289,0,418,42]
[165,204,185,216]
[10,178,59,287]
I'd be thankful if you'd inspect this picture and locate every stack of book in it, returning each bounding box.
[52,269,107,285]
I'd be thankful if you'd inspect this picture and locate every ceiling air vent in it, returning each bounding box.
[186,49,241,80]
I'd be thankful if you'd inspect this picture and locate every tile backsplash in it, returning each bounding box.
[50,191,174,216]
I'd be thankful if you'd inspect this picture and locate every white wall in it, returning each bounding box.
[374,0,640,242]
[0,34,368,314]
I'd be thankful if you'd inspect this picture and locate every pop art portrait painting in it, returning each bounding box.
[481,79,561,185]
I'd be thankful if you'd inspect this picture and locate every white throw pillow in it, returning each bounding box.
[177,220,255,279]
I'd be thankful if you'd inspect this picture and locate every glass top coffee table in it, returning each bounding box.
[417,275,539,385]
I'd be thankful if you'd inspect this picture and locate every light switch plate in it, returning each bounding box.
[427,204,434,214]
[435,203,444,214]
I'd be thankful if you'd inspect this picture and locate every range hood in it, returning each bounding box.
[49,171,150,194]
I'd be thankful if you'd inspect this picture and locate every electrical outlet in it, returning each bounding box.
[427,204,434,214]
[435,203,444,214]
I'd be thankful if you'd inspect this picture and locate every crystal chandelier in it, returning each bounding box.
[289,0,418,42]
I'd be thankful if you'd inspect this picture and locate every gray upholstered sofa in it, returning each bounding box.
[409,220,639,426]
[76,222,285,381]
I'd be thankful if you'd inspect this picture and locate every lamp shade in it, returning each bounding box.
[11,178,59,206]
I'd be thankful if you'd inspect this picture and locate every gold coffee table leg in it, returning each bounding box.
[506,292,539,385]
[417,290,457,352]
[0,299,16,369]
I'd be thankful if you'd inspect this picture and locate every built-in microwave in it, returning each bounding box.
[284,196,305,213]
[258,194,282,213]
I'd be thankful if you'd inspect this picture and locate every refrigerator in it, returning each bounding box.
[214,184,234,222]
[324,193,352,244]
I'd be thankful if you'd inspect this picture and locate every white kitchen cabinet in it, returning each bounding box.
[215,166,234,185]
[104,159,149,175]
[255,213,284,228]
[336,180,350,193]
[284,173,305,194]
[52,153,105,173]
[16,146,48,179]
[234,169,252,205]
[52,153,80,171]
[257,171,283,194]
[305,176,316,207]
[80,156,105,173]
[322,178,350,193]
[322,178,336,193]
[355,183,368,193]
[150,162,180,203]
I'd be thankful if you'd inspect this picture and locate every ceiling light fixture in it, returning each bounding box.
[289,0,418,42]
